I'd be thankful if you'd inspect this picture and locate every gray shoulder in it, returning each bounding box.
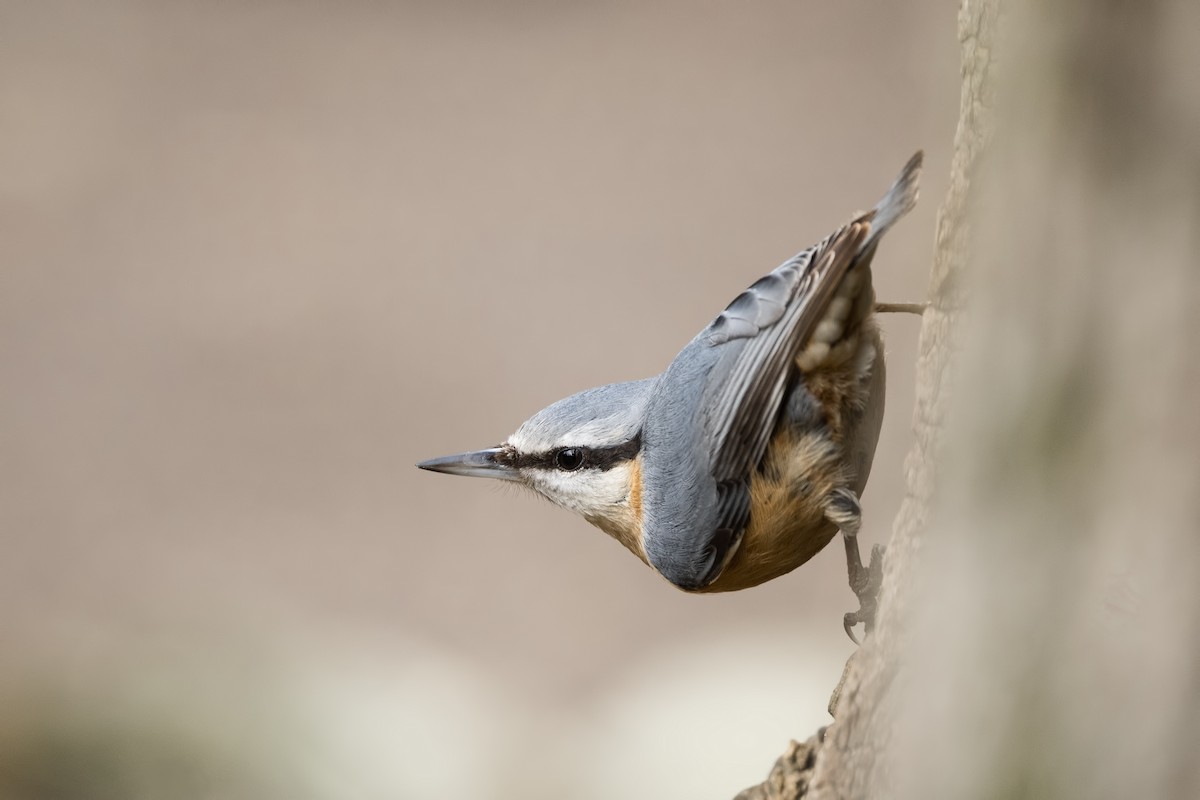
[638,339,728,583]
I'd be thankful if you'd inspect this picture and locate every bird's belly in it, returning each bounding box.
[699,426,844,592]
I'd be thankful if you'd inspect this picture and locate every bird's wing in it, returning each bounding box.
[701,222,870,533]
[699,151,922,538]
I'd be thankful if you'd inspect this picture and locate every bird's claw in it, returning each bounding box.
[844,543,886,644]
[843,612,863,645]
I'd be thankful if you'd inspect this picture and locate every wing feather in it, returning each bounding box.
[699,223,871,536]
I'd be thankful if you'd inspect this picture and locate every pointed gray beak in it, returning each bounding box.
[416,447,521,482]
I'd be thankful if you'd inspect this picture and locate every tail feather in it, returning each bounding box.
[795,151,923,373]
[864,150,923,249]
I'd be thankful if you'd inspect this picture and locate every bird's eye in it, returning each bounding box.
[555,448,585,471]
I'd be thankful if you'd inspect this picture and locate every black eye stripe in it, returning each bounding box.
[496,432,641,472]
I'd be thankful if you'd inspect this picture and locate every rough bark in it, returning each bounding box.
[739,0,1200,796]
[890,0,1200,796]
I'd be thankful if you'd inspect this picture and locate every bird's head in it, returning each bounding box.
[417,379,655,553]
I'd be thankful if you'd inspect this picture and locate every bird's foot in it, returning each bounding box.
[843,543,886,645]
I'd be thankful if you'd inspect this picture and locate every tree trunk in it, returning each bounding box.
[739,0,1200,796]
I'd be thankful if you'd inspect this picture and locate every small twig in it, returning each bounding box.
[875,301,928,315]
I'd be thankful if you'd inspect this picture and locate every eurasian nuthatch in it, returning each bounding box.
[419,153,922,638]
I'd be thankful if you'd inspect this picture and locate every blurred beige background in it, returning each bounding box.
[1,1,956,797]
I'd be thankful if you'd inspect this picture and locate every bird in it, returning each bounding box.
[418,152,923,639]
